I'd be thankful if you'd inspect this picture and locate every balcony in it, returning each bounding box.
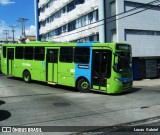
[39,13,45,22]
[39,27,46,35]
[39,0,98,24]
[50,22,100,42]
[46,0,71,17]
[77,0,98,16]
[38,0,48,8]
[40,0,98,31]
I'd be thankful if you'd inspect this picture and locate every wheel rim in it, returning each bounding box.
[24,75,29,81]
[81,81,89,90]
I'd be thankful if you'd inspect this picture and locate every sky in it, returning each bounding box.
[0,0,36,39]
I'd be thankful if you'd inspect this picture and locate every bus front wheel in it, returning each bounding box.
[77,78,90,93]
[23,71,31,83]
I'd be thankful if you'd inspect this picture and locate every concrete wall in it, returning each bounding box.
[116,0,160,57]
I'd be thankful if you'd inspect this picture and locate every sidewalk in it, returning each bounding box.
[133,78,160,87]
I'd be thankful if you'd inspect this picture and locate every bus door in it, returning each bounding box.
[7,48,14,75]
[92,50,108,91]
[46,49,58,83]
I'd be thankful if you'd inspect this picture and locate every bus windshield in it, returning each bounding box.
[114,52,132,73]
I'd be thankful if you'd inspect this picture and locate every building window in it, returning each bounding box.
[62,25,67,33]
[68,21,76,32]
[60,47,73,63]
[88,12,93,24]
[111,29,117,42]
[110,1,116,16]
[125,29,160,36]
[67,1,75,12]
[74,0,84,5]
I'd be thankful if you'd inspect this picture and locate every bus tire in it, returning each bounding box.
[77,78,90,93]
[23,71,31,83]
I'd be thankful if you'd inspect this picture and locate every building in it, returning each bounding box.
[26,36,36,41]
[0,38,18,44]
[34,0,160,79]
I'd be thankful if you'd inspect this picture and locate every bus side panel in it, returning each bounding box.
[14,59,24,78]
[58,63,75,87]
[74,43,92,86]
[14,60,46,81]
[1,58,7,75]
[26,60,46,82]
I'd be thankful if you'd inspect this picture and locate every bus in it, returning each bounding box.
[1,42,133,94]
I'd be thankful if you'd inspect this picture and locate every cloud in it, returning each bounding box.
[26,25,36,36]
[0,19,36,40]
[0,20,9,39]
[0,19,21,39]
[0,0,15,5]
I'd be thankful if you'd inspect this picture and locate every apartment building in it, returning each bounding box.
[35,0,160,79]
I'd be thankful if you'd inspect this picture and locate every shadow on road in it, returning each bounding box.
[92,87,142,96]
[0,100,5,105]
[6,76,142,95]
[0,110,11,121]
[0,100,11,121]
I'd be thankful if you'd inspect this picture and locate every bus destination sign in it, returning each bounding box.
[116,44,131,51]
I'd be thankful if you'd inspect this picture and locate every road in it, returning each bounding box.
[0,74,160,134]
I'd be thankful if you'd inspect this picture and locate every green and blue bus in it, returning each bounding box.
[1,42,133,94]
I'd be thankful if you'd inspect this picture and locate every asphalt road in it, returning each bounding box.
[0,74,160,135]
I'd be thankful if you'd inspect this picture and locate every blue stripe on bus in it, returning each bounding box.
[119,77,133,83]
[75,43,92,86]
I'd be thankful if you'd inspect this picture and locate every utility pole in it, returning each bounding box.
[9,25,17,43]
[3,30,9,43]
[17,18,28,39]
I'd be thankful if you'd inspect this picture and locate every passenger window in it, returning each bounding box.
[3,46,6,58]
[24,47,33,60]
[74,47,90,64]
[15,47,24,59]
[60,47,73,63]
[34,47,45,61]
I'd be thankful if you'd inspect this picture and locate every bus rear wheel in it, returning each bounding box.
[23,71,31,83]
[77,78,90,93]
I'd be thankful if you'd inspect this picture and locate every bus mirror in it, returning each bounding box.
[114,54,118,65]
[113,64,118,71]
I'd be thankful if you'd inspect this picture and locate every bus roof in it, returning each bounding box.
[2,42,131,51]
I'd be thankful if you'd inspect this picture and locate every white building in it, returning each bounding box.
[35,0,160,79]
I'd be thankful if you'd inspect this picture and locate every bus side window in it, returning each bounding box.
[3,46,6,58]
[24,47,33,60]
[74,47,90,64]
[60,47,73,63]
[15,47,24,59]
[34,47,44,61]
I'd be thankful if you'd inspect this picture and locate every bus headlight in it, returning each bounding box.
[114,77,122,84]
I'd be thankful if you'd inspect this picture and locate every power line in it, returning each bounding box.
[106,0,160,20]
[49,0,160,40]
[3,30,9,43]
[17,18,28,39]
[9,25,17,43]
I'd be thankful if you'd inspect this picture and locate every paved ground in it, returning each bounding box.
[133,79,160,87]
[0,74,160,135]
